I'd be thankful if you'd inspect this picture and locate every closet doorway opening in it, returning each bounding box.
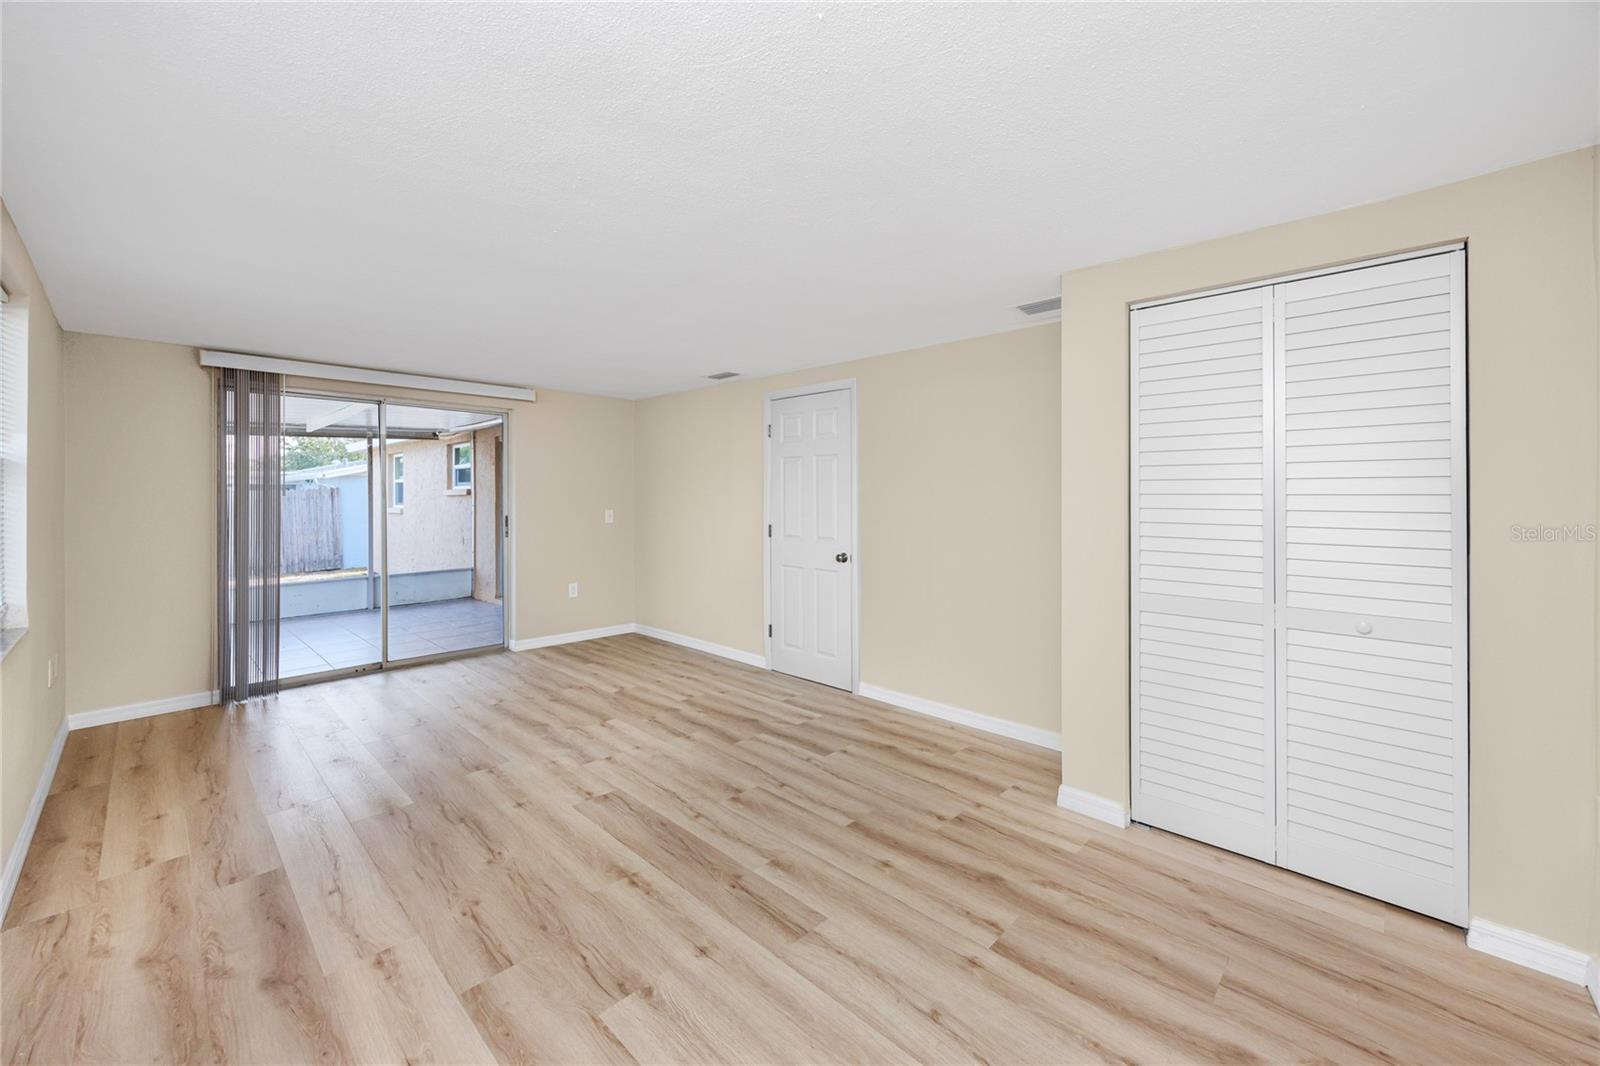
[277,392,508,685]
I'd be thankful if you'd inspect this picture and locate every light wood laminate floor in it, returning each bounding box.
[4,634,1597,1064]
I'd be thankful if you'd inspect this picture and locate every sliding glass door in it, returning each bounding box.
[274,391,507,684]
[278,394,383,681]
[379,403,506,664]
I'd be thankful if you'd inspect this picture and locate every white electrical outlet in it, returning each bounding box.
[604,509,614,525]
[568,582,578,598]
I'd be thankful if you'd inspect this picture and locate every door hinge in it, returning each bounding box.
[766,424,771,438]
[768,624,772,638]
[767,524,771,538]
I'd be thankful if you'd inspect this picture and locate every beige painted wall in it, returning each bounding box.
[511,386,635,638]
[1060,148,1600,953]
[272,378,636,642]
[636,324,1062,735]
[331,382,633,640]
[59,322,1052,737]
[0,204,68,868]
[57,347,636,717]
[63,335,214,714]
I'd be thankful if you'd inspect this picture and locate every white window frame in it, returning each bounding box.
[390,452,405,510]
[0,284,28,654]
[451,440,473,490]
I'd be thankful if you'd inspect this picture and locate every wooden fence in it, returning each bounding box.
[282,486,344,574]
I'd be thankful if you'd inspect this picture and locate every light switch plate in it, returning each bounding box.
[568,582,578,598]
[604,509,614,525]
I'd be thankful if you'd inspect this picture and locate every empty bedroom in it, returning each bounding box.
[1,2,1598,1063]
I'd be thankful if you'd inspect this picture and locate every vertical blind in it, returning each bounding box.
[0,287,26,633]
[216,367,285,700]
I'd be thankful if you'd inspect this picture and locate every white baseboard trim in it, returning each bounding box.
[857,683,1061,752]
[635,625,767,669]
[1588,957,1598,1015]
[1,717,68,919]
[1056,783,1131,828]
[1467,918,1595,986]
[66,689,220,731]
[509,623,638,651]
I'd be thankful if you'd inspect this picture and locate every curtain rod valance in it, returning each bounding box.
[200,349,536,403]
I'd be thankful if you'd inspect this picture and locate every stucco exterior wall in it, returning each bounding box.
[376,438,475,577]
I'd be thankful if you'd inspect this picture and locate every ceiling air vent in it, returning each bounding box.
[1016,296,1061,316]
[706,371,740,380]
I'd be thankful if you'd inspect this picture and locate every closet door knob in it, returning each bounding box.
[1355,620,1373,635]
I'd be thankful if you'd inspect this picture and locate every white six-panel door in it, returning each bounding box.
[769,387,855,690]
[1131,249,1468,925]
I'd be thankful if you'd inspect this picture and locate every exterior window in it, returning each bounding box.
[391,453,405,507]
[0,287,27,649]
[451,442,473,489]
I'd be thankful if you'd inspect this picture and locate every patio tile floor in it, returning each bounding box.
[279,596,504,679]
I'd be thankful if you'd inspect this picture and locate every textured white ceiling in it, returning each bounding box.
[4,3,1596,398]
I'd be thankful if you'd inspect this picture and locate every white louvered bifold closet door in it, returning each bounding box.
[1130,288,1276,863]
[1130,248,1467,926]
[1273,251,1467,924]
